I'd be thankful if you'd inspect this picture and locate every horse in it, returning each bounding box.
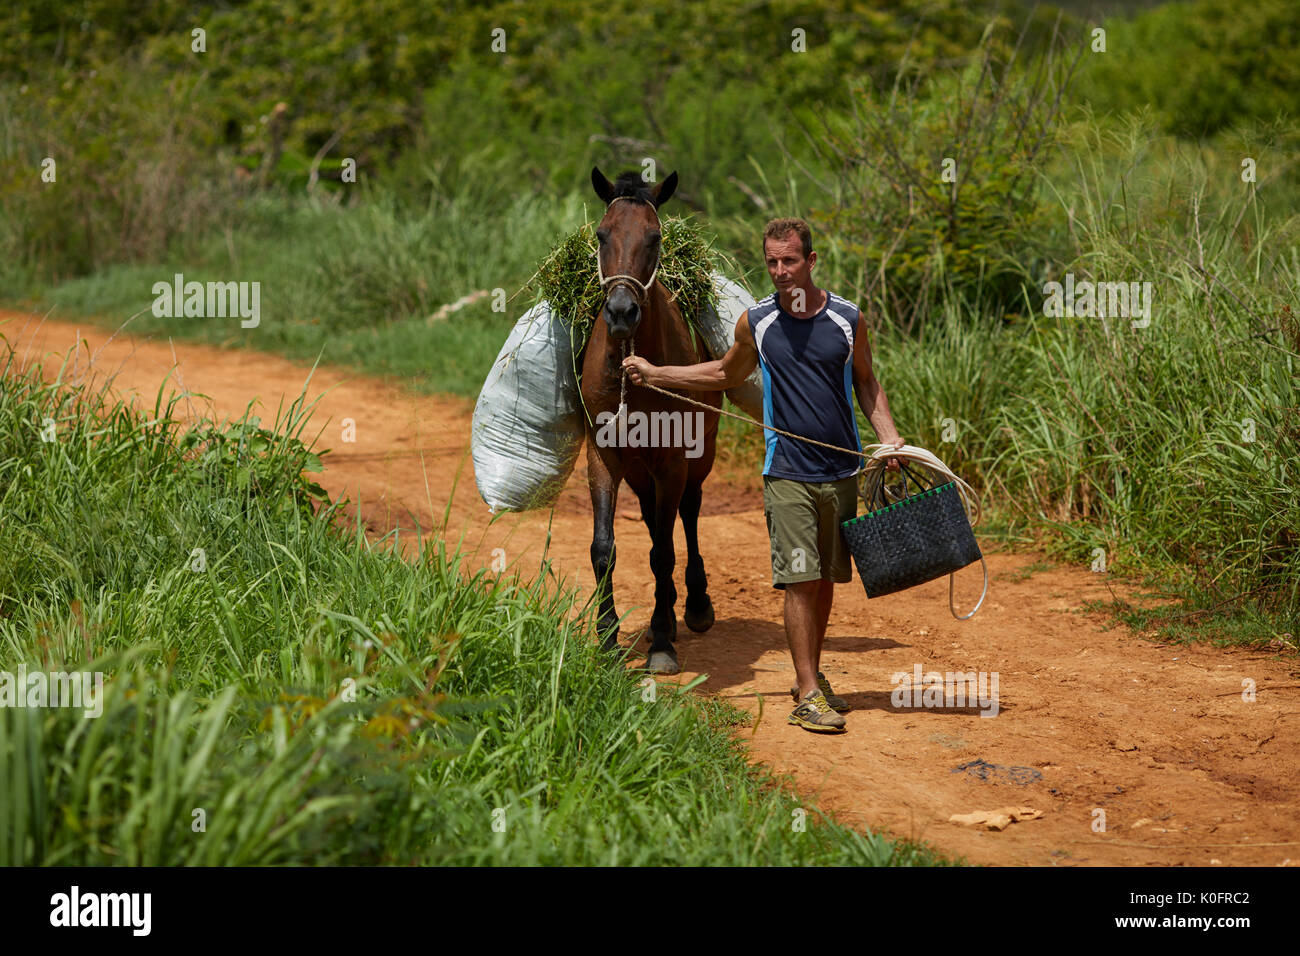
[580,167,720,674]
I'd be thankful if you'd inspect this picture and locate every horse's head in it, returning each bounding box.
[591,166,678,341]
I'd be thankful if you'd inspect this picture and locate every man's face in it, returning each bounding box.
[764,232,815,293]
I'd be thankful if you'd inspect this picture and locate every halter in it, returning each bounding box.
[597,196,662,423]
[594,196,661,306]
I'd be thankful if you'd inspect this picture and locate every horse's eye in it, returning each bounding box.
[648,232,662,244]
[596,228,609,243]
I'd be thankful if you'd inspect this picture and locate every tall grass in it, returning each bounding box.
[868,115,1300,639]
[31,170,591,398]
[0,62,232,286]
[0,335,950,865]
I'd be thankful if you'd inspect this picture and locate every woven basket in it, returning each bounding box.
[840,460,982,599]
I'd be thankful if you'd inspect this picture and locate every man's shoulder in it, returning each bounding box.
[823,290,861,324]
[749,292,779,320]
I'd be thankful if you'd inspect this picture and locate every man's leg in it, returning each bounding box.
[784,580,822,700]
[785,578,847,729]
[813,577,834,672]
[813,475,856,675]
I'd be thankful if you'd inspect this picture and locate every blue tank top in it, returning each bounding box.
[747,289,863,482]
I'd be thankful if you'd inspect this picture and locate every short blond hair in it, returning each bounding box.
[763,218,813,259]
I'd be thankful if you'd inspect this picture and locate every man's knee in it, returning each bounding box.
[784,579,821,603]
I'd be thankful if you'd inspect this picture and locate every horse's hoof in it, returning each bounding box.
[600,630,621,652]
[644,649,680,675]
[684,597,715,633]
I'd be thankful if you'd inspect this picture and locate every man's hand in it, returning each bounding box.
[621,355,656,387]
[883,438,904,473]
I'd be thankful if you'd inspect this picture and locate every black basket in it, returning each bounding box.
[840,460,982,599]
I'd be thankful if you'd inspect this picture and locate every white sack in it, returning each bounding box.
[695,272,765,422]
[471,302,585,513]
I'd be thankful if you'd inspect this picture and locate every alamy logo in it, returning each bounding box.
[1042,273,1152,328]
[151,273,260,328]
[594,409,706,459]
[890,664,999,717]
[50,886,151,936]
[0,666,103,718]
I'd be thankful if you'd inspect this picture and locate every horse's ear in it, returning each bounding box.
[652,171,678,208]
[592,167,614,204]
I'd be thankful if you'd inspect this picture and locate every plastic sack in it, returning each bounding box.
[471,301,585,513]
[695,272,765,421]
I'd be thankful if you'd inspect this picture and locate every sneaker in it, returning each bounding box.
[789,672,850,713]
[787,691,847,733]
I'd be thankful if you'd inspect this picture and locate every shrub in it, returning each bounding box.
[803,17,1084,331]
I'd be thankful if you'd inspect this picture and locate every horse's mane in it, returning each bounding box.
[609,172,656,204]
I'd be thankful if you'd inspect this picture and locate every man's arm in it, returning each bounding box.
[851,309,903,448]
[621,310,759,390]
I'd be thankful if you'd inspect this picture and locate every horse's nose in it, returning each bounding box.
[604,292,640,339]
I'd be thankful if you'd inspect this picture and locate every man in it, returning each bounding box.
[622,217,904,733]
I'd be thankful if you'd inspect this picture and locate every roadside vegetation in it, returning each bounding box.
[0,343,951,864]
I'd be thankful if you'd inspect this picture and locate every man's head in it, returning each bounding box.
[763,218,816,295]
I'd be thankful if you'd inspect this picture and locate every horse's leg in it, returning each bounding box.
[645,466,686,674]
[633,473,657,547]
[679,477,715,633]
[627,467,660,646]
[587,441,622,651]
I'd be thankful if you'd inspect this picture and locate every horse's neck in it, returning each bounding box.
[628,285,698,363]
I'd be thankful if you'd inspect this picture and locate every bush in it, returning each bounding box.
[1074,0,1300,138]
[0,60,232,285]
[804,17,1084,330]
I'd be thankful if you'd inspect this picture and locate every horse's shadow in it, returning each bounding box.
[625,614,904,709]
[611,611,1014,718]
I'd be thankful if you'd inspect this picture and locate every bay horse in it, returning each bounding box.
[580,167,720,674]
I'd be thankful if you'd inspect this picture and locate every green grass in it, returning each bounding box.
[0,336,954,866]
[532,213,723,343]
[853,116,1300,647]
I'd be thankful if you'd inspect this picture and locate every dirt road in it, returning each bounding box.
[6,308,1297,867]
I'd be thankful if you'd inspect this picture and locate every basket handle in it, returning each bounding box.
[864,460,934,511]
